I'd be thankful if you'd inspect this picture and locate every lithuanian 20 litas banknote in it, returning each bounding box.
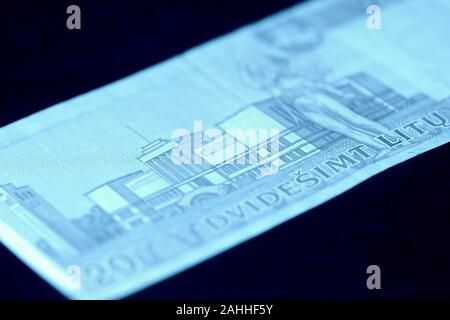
[1,0,450,299]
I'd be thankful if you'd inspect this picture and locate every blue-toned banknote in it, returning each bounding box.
[1,0,450,299]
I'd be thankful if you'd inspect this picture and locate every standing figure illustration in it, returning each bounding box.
[242,19,396,154]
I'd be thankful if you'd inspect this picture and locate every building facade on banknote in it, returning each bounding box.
[0,73,436,257]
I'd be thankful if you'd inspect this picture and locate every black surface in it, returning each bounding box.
[2,0,450,300]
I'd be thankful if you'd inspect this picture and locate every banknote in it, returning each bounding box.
[1,0,450,299]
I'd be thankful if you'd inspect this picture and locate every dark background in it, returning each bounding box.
[2,0,450,300]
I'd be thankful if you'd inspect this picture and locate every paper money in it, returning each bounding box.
[1,0,449,299]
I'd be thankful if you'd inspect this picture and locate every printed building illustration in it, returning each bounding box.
[84,72,432,231]
[0,184,96,259]
[0,73,436,258]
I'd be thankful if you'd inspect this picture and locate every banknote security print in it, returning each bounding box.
[1,0,450,299]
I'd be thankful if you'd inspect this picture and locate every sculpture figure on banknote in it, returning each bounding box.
[244,19,395,153]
